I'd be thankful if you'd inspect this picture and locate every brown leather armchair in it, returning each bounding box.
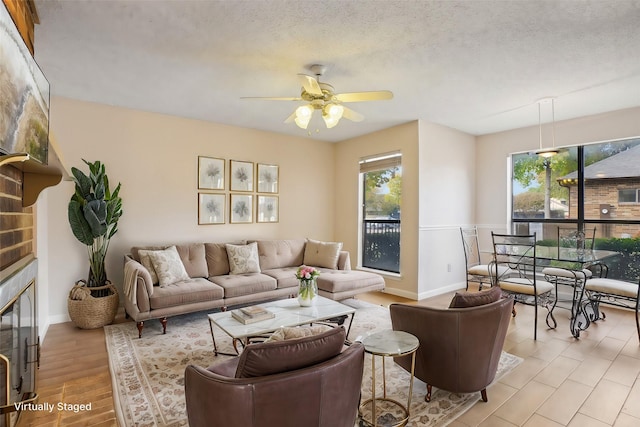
[389,296,512,402]
[184,327,365,427]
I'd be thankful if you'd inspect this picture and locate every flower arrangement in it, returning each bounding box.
[295,266,320,306]
[295,266,320,281]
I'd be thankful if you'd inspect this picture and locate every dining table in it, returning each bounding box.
[484,245,621,338]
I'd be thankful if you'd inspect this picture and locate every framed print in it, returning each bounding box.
[257,195,279,223]
[230,194,253,224]
[230,160,254,192]
[257,163,279,193]
[198,156,225,190]
[198,193,225,224]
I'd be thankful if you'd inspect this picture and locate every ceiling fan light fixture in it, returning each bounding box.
[322,103,344,128]
[294,105,313,129]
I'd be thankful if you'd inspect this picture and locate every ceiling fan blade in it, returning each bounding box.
[334,90,393,103]
[342,106,364,122]
[297,74,323,96]
[284,111,296,124]
[241,96,303,101]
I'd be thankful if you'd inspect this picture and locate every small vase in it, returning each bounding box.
[298,279,318,306]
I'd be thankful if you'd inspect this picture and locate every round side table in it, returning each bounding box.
[358,330,419,427]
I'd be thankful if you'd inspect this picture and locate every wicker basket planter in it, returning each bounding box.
[68,281,119,329]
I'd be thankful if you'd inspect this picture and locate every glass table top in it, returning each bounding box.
[208,296,355,339]
[361,330,419,357]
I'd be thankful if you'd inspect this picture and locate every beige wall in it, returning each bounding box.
[475,106,640,249]
[44,97,336,323]
[334,122,420,299]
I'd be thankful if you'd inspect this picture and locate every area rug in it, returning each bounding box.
[105,299,521,427]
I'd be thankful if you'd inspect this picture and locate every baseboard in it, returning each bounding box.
[381,281,466,301]
[48,313,71,325]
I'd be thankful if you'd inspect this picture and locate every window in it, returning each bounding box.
[510,137,640,281]
[359,152,402,274]
[618,189,639,204]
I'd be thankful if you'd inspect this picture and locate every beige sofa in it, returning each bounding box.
[123,239,385,337]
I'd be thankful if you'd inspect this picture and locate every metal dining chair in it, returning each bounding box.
[583,277,640,343]
[460,226,509,290]
[490,232,556,340]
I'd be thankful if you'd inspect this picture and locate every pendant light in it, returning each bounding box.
[536,97,558,158]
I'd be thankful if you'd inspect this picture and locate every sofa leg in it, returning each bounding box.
[481,389,488,402]
[137,321,144,339]
[160,317,167,334]
[425,384,432,402]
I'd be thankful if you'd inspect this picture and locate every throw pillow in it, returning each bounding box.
[264,325,332,342]
[147,246,190,287]
[234,327,346,378]
[137,249,162,285]
[225,242,261,275]
[303,238,343,269]
[449,285,502,308]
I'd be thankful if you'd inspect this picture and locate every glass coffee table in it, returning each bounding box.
[208,296,356,356]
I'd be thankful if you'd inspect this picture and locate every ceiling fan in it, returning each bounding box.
[242,64,393,130]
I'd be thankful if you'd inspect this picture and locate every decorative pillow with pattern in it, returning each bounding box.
[138,249,161,285]
[225,242,261,275]
[264,325,332,342]
[147,246,190,287]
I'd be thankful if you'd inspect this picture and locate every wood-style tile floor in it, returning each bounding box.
[17,285,640,426]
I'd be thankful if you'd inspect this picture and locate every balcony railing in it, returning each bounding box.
[362,219,400,273]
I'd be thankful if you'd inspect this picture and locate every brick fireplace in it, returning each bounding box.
[0,164,39,426]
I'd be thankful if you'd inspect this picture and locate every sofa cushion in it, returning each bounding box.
[175,243,208,278]
[205,243,231,277]
[209,274,277,298]
[147,246,191,287]
[226,242,261,275]
[255,239,305,270]
[261,267,299,289]
[234,327,345,378]
[304,239,343,269]
[449,285,502,308]
[149,278,224,309]
[316,269,385,293]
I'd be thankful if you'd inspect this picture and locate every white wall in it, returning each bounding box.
[45,97,336,324]
[476,106,640,249]
[417,121,476,298]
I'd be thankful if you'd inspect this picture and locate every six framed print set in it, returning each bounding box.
[197,156,279,225]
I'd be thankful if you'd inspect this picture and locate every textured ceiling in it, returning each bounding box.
[33,0,640,142]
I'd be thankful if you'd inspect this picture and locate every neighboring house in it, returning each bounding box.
[559,144,640,238]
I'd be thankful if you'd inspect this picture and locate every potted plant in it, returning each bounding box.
[67,159,123,329]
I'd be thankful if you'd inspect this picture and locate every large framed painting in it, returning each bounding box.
[0,5,50,164]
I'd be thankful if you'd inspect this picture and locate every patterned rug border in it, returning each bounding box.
[105,299,522,427]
